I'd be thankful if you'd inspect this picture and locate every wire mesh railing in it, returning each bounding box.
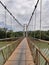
[27,38,49,65]
[0,38,23,65]
[29,37,49,63]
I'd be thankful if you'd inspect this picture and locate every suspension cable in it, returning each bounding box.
[27,0,39,28]
[0,1,23,27]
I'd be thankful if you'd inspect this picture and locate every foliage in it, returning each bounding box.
[28,30,49,41]
[0,28,23,39]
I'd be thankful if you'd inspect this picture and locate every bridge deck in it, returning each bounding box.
[4,38,35,65]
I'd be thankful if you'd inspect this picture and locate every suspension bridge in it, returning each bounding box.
[0,0,49,65]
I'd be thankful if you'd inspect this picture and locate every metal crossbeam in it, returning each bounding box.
[0,1,23,27]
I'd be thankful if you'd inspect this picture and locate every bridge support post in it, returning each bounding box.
[35,49,40,65]
[26,25,28,37]
[23,25,25,37]
[23,24,28,37]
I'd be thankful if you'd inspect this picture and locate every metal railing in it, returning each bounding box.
[0,38,23,65]
[0,37,19,41]
[27,38,49,65]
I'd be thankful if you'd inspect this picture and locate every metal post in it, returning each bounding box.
[23,24,25,37]
[1,50,6,63]
[10,16,13,37]
[36,49,39,65]
[5,9,7,38]
[11,16,12,31]
[32,17,33,38]
[34,9,36,38]
[26,24,28,37]
[40,0,42,39]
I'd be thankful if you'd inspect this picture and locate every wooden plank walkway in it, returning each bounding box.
[4,38,35,65]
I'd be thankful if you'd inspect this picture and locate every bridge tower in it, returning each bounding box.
[23,24,28,37]
[23,24,25,37]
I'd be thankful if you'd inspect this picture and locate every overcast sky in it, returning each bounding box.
[0,0,49,31]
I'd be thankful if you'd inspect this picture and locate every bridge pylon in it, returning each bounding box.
[23,24,28,37]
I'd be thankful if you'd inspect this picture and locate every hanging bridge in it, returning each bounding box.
[0,0,49,65]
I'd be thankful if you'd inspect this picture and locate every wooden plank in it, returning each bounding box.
[4,38,35,65]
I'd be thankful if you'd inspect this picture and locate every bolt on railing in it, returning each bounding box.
[27,38,49,65]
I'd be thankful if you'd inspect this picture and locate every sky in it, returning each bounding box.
[0,0,49,31]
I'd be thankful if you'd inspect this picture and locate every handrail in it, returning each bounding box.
[27,38,49,65]
[0,37,19,41]
[0,38,23,65]
[34,44,49,63]
[0,41,17,51]
[30,37,49,44]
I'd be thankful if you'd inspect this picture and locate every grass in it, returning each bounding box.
[35,41,49,49]
[31,39,49,59]
[0,41,14,48]
[31,39,49,49]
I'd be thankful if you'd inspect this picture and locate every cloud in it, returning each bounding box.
[0,0,49,31]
